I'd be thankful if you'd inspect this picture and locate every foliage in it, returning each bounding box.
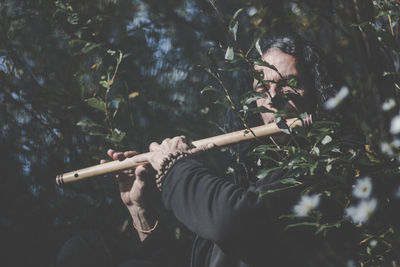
[0,0,399,266]
[202,1,400,265]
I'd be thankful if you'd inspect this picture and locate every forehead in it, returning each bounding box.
[254,48,298,78]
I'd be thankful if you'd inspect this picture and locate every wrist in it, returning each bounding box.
[128,205,158,237]
[127,204,149,217]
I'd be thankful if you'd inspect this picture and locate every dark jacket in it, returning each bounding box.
[159,157,324,267]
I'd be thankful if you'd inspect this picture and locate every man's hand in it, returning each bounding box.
[100,149,150,208]
[101,149,158,241]
[134,136,215,174]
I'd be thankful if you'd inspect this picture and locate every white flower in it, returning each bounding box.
[390,114,400,135]
[345,198,377,225]
[247,7,257,16]
[370,239,377,247]
[323,86,349,110]
[394,186,400,199]
[380,142,394,156]
[392,138,400,148]
[346,260,355,267]
[352,177,373,199]
[382,98,396,111]
[294,194,320,217]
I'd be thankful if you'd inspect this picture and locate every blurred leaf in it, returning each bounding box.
[108,128,126,143]
[383,72,400,77]
[255,39,262,56]
[280,178,302,185]
[225,46,234,61]
[201,86,219,94]
[81,42,102,54]
[257,167,281,179]
[232,8,244,21]
[67,13,79,24]
[99,80,109,88]
[253,59,278,71]
[129,92,139,99]
[276,117,291,135]
[85,97,106,112]
[229,21,239,41]
[321,135,332,145]
[286,222,319,230]
[286,77,298,88]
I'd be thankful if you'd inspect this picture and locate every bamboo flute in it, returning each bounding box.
[56,115,312,185]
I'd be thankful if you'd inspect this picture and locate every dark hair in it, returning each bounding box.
[252,35,336,117]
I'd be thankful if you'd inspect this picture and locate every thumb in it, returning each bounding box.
[189,143,215,155]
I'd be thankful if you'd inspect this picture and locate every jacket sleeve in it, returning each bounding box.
[160,157,285,261]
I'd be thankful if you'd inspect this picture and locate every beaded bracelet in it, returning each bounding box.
[155,151,190,191]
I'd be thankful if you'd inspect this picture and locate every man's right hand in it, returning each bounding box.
[101,149,158,241]
[101,149,151,209]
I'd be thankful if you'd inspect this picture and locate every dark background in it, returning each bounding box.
[0,0,399,266]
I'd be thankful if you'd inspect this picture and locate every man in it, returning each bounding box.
[106,35,337,267]
[57,35,337,267]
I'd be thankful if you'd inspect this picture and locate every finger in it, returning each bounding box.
[113,152,125,161]
[172,136,190,151]
[100,159,109,164]
[124,151,138,158]
[160,138,171,146]
[180,135,187,142]
[135,165,148,182]
[189,143,215,155]
[171,136,182,148]
[107,149,116,158]
[149,142,160,152]
[132,152,152,163]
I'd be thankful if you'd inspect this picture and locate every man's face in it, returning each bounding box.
[253,48,306,125]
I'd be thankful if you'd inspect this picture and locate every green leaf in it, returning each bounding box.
[259,184,300,197]
[286,77,298,88]
[257,167,281,179]
[201,86,219,94]
[286,222,319,230]
[310,161,318,175]
[76,119,107,136]
[81,42,102,54]
[276,117,291,135]
[76,119,104,129]
[225,47,234,61]
[383,71,400,77]
[67,13,79,24]
[99,80,109,88]
[85,97,106,112]
[232,8,244,21]
[255,39,263,56]
[244,95,263,105]
[311,146,320,156]
[253,59,277,71]
[214,98,231,108]
[229,21,239,41]
[321,135,332,145]
[280,178,302,185]
[315,222,342,234]
[245,106,273,114]
[326,164,332,173]
[108,128,126,143]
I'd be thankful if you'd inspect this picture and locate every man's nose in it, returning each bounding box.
[268,83,277,98]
